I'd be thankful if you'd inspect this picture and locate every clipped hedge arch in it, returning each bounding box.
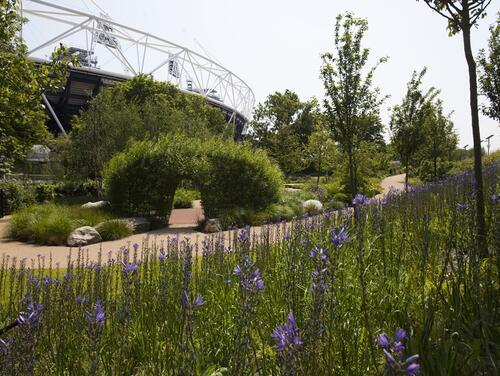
[103,135,284,220]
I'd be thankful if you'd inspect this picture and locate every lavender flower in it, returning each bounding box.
[376,329,420,375]
[17,303,44,325]
[233,256,264,293]
[456,203,468,211]
[330,224,348,249]
[352,194,369,206]
[158,250,166,262]
[491,193,499,203]
[238,225,251,242]
[86,300,105,325]
[193,294,204,308]
[271,312,302,351]
[123,262,138,275]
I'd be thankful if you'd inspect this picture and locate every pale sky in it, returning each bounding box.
[24,0,500,150]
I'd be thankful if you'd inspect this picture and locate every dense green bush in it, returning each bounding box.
[54,179,99,198]
[0,180,36,214]
[173,188,200,209]
[104,136,283,220]
[200,141,284,218]
[8,204,115,245]
[34,183,56,203]
[95,219,133,241]
[103,135,204,218]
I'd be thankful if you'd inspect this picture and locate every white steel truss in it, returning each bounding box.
[21,0,255,120]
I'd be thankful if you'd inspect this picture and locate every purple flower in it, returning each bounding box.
[158,251,166,261]
[193,294,204,307]
[352,194,369,206]
[123,262,138,275]
[132,243,139,250]
[17,303,44,325]
[394,328,406,342]
[271,312,302,352]
[407,363,420,375]
[330,224,348,249]
[233,257,264,293]
[457,203,468,211]
[491,193,499,203]
[377,333,391,349]
[238,225,251,242]
[86,300,105,325]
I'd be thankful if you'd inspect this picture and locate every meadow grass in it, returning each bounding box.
[0,164,498,375]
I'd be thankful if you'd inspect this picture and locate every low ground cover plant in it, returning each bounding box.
[173,188,201,209]
[0,164,497,374]
[7,204,117,245]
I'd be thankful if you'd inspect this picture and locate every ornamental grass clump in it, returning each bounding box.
[0,163,498,374]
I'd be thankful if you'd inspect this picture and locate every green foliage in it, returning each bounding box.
[321,12,387,196]
[173,188,201,209]
[8,204,115,245]
[247,90,320,175]
[0,180,36,214]
[34,183,56,203]
[1,165,498,374]
[0,0,75,174]
[200,141,284,218]
[65,75,229,180]
[478,14,500,122]
[95,219,133,241]
[103,134,202,218]
[54,179,99,198]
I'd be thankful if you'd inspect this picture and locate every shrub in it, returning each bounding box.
[332,192,349,204]
[200,141,284,218]
[34,183,56,203]
[302,199,323,214]
[55,179,99,198]
[0,180,36,214]
[95,219,133,241]
[103,135,204,218]
[104,136,283,221]
[173,188,200,209]
[8,204,115,245]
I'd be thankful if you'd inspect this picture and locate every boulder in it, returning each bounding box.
[67,226,102,247]
[203,218,221,233]
[302,199,323,214]
[81,201,111,209]
[124,217,151,234]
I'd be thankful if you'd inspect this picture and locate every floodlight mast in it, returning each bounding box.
[20,0,255,121]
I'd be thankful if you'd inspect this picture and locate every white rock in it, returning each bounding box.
[67,226,102,247]
[81,201,110,209]
[302,199,323,214]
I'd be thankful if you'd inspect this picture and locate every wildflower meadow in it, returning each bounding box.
[0,164,498,375]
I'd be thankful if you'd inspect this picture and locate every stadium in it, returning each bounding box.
[21,0,255,139]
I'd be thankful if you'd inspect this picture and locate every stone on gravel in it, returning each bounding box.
[302,199,323,214]
[81,201,111,209]
[124,217,151,234]
[203,218,221,233]
[67,226,102,246]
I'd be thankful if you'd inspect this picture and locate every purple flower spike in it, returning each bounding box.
[394,328,406,342]
[193,294,204,307]
[123,262,138,275]
[377,333,391,349]
[132,243,139,250]
[86,300,105,325]
[271,312,302,352]
[407,363,420,375]
[352,194,369,206]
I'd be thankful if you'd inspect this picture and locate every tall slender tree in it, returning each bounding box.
[321,13,387,197]
[418,0,493,256]
[390,68,438,189]
[478,13,499,122]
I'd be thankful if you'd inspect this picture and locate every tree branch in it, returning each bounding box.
[470,0,492,25]
[423,1,457,23]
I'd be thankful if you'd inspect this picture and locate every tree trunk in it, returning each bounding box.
[348,152,355,198]
[405,162,409,192]
[462,21,487,257]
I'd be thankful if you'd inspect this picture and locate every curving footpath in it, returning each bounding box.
[0,174,406,265]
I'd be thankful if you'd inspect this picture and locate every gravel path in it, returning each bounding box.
[0,174,406,265]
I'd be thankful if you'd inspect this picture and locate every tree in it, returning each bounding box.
[247,90,320,175]
[0,0,74,175]
[478,14,499,121]
[320,12,387,197]
[65,75,229,180]
[419,100,458,181]
[390,68,438,188]
[418,0,493,256]
[307,125,338,186]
